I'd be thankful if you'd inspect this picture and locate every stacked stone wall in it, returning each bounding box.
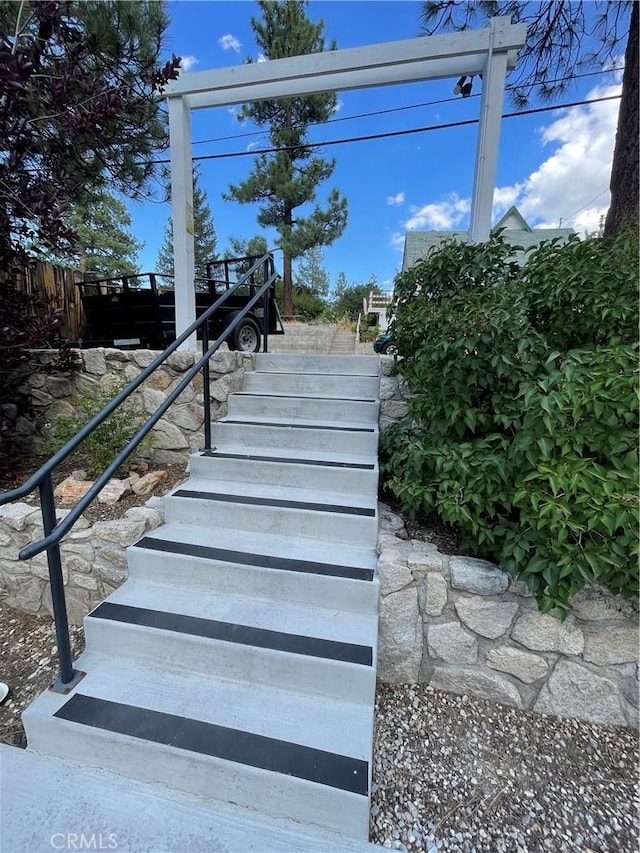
[378,505,639,728]
[9,347,253,464]
[0,497,165,625]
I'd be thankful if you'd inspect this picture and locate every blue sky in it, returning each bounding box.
[128,0,624,292]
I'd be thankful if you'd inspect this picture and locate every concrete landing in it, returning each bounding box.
[0,745,379,853]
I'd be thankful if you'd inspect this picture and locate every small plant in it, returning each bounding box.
[45,383,150,479]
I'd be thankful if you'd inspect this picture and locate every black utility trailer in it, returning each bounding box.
[77,254,283,352]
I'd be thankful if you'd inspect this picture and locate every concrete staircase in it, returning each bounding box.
[13,353,381,851]
[328,328,356,354]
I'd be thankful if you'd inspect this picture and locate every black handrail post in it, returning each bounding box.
[201,319,212,451]
[39,474,84,693]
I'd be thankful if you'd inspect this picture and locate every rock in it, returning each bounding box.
[131,470,168,496]
[210,372,243,403]
[82,349,107,376]
[132,350,157,368]
[43,584,91,625]
[425,573,448,616]
[3,575,44,614]
[93,518,146,548]
[379,376,398,401]
[450,556,509,595]
[407,550,445,578]
[47,399,76,420]
[0,503,40,531]
[378,503,407,537]
[124,506,163,531]
[53,477,94,506]
[534,660,626,726]
[569,585,638,622]
[377,586,422,682]
[379,555,413,596]
[583,625,639,666]
[167,403,204,432]
[151,419,189,450]
[97,478,130,505]
[427,622,478,664]
[511,612,584,655]
[103,348,131,362]
[167,351,195,371]
[487,646,549,684]
[128,460,149,475]
[146,368,172,390]
[429,666,522,708]
[142,387,167,414]
[380,400,409,421]
[45,375,74,398]
[622,678,639,709]
[122,472,140,489]
[455,597,519,639]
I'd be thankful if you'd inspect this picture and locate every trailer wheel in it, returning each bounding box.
[232,317,262,352]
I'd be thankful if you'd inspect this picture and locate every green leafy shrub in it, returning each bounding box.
[45,383,150,478]
[382,231,639,613]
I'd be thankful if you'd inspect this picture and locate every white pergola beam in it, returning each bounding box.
[166,22,526,108]
[167,17,526,349]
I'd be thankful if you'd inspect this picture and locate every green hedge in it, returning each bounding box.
[381,231,639,613]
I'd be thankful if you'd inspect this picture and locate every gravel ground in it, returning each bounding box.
[371,682,639,852]
[1,604,638,853]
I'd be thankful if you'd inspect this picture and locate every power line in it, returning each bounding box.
[561,188,610,225]
[186,65,624,149]
[149,93,621,165]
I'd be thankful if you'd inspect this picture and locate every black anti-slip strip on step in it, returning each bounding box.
[136,536,375,582]
[54,694,368,796]
[222,419,374,433]
[201,450,375,471]
[236,392,377,403]
[90,602,373,666]
[173,490,376,518]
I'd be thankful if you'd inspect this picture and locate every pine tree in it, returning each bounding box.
[38,192,142,278]
[226,1,348,318]
[421,1,638,237]
[296,246,329,300]
[0,1,179,268]
[157,168,217,278]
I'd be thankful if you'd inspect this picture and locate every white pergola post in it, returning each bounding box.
[168,95,196,350]
[165,17,526,348]
[468,19,510,243]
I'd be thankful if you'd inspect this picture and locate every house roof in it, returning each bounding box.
[402,206,574,270]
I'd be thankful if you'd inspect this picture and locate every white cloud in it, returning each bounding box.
[246,140,260,152]
[391,231,406,251]
[493,81,620,233]
[179,55,198,73]
[332,98,344,114]
[218,34,242,53]
[387,192,405,207]
[396,80,621,241]
[256,53,268,63]
[403,193,470,230]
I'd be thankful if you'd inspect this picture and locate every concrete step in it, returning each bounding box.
[163,477,378,547]
[1,745,380,852]
[242,371,379,400]
[127,522,378,613]
[127,524,378,613]
[190,448,378,496]
[255,354,378,375]
[83,578,377,702]
[211,418,379,456]
[228,392,379,425]
[23,654,374,839]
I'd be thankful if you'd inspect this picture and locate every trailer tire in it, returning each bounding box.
[232,316,262,352]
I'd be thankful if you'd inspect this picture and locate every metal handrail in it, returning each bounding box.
[0,251,277,691]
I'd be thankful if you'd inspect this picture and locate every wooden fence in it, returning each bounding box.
[13,262,87,343]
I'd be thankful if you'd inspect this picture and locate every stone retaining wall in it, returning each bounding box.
[378,505,639,728]
[0,496,165,625]
[10,347,253,464]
